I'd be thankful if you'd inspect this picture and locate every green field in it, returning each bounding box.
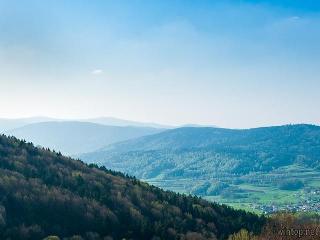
[146,165,320,214]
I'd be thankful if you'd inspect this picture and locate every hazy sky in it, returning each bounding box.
[0,0,319,128]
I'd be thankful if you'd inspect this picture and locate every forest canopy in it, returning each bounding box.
[0,134,264,240]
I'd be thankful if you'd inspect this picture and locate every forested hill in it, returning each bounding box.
[82,124,320,175]
[0,135,264,240]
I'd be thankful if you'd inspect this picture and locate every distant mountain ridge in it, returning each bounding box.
[0,116,217,132]
[0,117,57,132]
[84,117,173,129]
[6,121,164,155]
[1,117,218,156]
[0,116,173,132]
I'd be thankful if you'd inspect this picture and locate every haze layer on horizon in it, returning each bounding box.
[0,0,319,128]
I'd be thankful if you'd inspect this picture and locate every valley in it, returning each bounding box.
[147,165,320,214]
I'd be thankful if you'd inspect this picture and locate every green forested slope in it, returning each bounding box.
[0,135,263,240]
[82,124,320,176]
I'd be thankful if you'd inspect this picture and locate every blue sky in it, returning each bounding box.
[0,0,319,128]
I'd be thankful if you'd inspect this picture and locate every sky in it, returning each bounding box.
[0,0,319,128]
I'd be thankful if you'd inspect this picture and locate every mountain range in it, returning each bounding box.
[80,124,320,212]
[5,121,164,155]
[3,117,319,213]
[1,117,218,156]
[0,117,57,132]
[0,117,172,133]
[83,117,173,129]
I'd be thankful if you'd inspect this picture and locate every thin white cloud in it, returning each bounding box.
[91,69,103,75]
[289,16,301,21]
